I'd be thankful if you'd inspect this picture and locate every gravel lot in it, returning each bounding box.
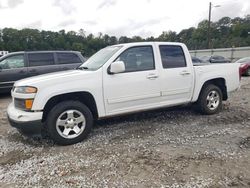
[0,78,250,188]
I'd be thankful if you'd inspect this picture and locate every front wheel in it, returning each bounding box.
[197,84,223,115]
[45,101,93,145]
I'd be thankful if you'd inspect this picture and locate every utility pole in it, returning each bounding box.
[207,2,220,49]
[207,2,212,49]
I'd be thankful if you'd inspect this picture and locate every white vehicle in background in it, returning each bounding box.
[7,42,241,145]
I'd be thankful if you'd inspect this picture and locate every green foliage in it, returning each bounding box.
[0,15,249,56]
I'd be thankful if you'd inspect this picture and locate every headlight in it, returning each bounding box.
[14,98,34,110]
[15,86,37,94]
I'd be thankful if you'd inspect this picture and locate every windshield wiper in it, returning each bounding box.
[77,66,89,70]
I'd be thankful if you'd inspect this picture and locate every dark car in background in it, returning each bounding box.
[191,56,209,66]
[192,56,204,63]
[0,51,86,93]
[235,57,250,76]
[200,55,231,64]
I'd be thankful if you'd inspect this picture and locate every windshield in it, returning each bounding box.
[78,46,122,70]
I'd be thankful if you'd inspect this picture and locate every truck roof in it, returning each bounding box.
[113,41,185,47]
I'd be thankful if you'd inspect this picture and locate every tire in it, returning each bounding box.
[45,100,93,145]
[197,84,222,115]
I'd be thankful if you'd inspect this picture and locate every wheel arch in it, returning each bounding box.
[42,92,98,122]
[198,78,227,101]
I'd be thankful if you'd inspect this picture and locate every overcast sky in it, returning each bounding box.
[0,0,249,37]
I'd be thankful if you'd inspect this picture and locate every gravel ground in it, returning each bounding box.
[0,78,250,188]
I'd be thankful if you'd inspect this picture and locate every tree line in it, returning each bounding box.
[0,15,249,57]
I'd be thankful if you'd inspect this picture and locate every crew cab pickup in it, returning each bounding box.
[7,42,241,145]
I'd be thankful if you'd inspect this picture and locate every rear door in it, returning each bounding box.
[158,45,194,105]
[27,52,61,76]
[55,52,83,71]
[0,54,28,91]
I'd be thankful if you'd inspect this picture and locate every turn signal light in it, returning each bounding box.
[25,99,34,110]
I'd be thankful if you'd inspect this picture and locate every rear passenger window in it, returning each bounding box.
[28,53,55,67]
[57,53,82,64]
[159,45,186,68]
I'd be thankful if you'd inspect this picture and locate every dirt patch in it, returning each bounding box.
[0,150,32,165]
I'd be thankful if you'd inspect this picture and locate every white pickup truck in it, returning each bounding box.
[7,42,240,145]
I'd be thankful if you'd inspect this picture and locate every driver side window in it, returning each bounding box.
[116,46,155,72]
[0,55,25,70]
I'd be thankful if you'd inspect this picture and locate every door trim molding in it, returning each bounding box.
[161,88,191,96]
[107,92,161,104]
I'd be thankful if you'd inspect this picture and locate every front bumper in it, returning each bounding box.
[7,102,43,134]
[8,117,42,134]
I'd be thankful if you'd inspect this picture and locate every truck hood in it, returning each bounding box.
[14,70,94,87]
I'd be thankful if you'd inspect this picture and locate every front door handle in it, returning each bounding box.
[180,71,191,75]
[147,74,158,79]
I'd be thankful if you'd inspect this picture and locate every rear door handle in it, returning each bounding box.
[180,71,191,75]
[147,74,158,79]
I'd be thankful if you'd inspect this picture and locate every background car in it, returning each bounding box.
[235,57,250,76]
[191,56,209,66]
[192,56,203,63]
[0,51,8,57]
[0,51,86,93]
[200,55,231,63]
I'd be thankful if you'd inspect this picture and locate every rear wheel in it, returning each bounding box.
[45,101,93,145]
[197,84,222,115]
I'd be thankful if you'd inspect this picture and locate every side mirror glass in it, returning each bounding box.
[109,61,125,74]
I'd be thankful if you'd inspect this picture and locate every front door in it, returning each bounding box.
[103,45,161,115]
[0,54,28,91]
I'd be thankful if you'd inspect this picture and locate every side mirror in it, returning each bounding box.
[109,61,125,74]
